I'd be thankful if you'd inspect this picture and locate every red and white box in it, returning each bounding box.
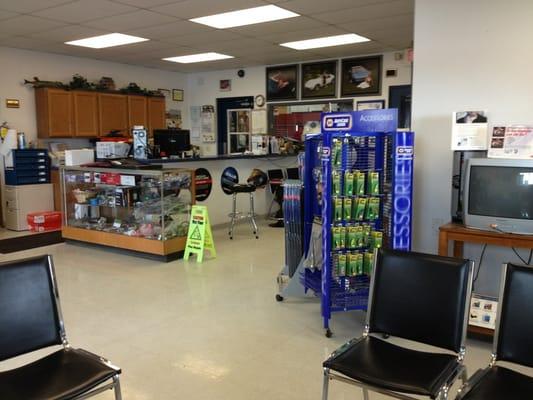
[27,211,62,232]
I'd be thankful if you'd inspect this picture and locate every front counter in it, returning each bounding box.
[147,154,298,227]
[60,166,194,261]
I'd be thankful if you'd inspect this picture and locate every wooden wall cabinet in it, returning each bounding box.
[72,91,99,137]
[36,88,73,137]
[98,93,129,136]
[128,96,148,133]
[148,97,166,135]
[35,87,166,138]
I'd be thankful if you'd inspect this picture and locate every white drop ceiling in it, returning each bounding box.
[0,0,414,72]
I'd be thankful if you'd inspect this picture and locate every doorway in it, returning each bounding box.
[388,85,412,129]
[216,96,254,155]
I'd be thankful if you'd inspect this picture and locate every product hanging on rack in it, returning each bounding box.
[289,109,414,337]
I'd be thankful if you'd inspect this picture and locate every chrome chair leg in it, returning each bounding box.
[249,192,258,239]
[322,368,330,400]
[229,193,237,239]
[362,387,370,400]
[113,376,122,400]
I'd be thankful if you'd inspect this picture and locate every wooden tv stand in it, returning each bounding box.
[439,222,533,337]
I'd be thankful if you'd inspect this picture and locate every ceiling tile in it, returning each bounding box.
[112,0,186,7]
[32,0,137,23]
[0,15,67,35]
[311,0,414,24]
[25,25,111,42]
[150,0,266,20]
[161,29,244,46]
[0,0,72,13]
[124,20,213,39]
[261,26,347,44]
[103,39,179,54]
[192,38,272,53]
[275,0,379,15]
[338,13,413,34]
[0,9,19,20]
[310,41,387,58]
[248,51,322,65]
[228,16,325,37]
[83,10,179,30]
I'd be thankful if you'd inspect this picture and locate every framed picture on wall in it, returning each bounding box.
[341,55,382,97]
[356,99,385,111]
[266,64,298,101]
[301,60,337,99]
[172,89,184,101]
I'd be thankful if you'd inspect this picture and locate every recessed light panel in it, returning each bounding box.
[163,52,234,64]
[190,5,299,29]
[65,33,149,49]
[280,33,370,50]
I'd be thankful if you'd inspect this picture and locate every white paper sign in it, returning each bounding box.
[488,125,533,159]
[452,111,488,150]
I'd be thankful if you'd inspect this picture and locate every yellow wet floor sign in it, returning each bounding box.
[184,205,216,262]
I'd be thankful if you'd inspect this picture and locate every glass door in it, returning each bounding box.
[227,108,251,154]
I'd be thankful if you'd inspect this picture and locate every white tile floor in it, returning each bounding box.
[0,221,501,400]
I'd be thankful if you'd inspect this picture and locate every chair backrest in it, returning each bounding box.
[286,167,300,180]
[494,263,533,368]
[267,169,284,193]
[0,255,63,361]
[368,248,472,353]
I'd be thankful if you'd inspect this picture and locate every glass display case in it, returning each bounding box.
[60,166,195,260]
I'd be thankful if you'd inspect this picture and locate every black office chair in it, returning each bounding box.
[0,255,122,400]
[456,263,533,400]
[323,249,473,400]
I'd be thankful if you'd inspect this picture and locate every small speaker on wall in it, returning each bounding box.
[386,69,398,77]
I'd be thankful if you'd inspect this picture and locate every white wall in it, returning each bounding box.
[0,46,188,145]
[187,51,412,155]
[412,0,533,295]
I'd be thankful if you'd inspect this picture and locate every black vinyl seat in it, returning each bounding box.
[323,249,474,400]
[456,366,533,400]
[0,348,120,399]
[0,255,122,400]
[456,263,533,400]
[324,336,461,398]
[230,183,256,193]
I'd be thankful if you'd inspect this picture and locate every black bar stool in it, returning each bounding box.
[221,167,265,240]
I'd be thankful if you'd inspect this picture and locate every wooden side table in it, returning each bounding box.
[438,222,533,337]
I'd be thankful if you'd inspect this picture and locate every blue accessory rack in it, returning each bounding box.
[301,109,414,337]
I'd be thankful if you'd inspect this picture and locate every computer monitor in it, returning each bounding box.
[153,129,191,157]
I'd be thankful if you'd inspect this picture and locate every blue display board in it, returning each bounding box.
[301,109,414,336]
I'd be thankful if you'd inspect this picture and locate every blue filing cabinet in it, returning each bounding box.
[5,149,50,185]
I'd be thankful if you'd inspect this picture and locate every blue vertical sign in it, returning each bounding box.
[392,131,414,251]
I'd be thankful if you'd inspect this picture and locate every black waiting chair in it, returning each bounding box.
[456,262,533,400]
[322,249,474,400]
[0,255,122,400]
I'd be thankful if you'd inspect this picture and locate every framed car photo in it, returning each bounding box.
[301,60,337,99]
[266,64,298,101]
[341,55,382,97]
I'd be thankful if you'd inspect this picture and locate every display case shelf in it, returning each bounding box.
[60,166,195,260]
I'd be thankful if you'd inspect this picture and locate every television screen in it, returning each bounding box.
[468,166,533,220]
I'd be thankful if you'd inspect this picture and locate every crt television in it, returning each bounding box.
[153,129,191,157]
[463,158,533,234]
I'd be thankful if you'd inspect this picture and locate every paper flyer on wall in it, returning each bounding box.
[451,111,488,150]
[488,125,533,158]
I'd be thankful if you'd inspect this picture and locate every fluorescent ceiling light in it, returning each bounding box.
[163,52,234,64]
[65,33,148,49]
[280,33,370,50]
[190,5,299,29]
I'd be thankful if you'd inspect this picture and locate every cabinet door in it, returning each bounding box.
[128,96,148,132]
[147,97,166,135]
[47,89,73,137]
[98,93,128,136]
[73,91,99,137]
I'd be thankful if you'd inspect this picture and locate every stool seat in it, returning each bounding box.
[231,183,256,193]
